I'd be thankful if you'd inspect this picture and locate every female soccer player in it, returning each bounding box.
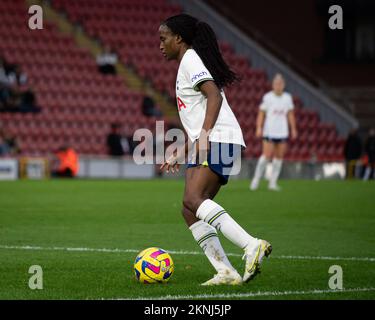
[250,74,298,191]
[159,14,272,285]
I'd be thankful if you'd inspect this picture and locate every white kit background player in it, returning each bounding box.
[250,74,298,191]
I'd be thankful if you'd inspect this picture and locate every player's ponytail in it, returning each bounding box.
[162,14,239,89]
[192,21,238,89]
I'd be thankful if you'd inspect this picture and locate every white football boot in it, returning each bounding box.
[250,178,260,191]
[201,269,243,286]
[268,183,281,191]
[242,239,272,283]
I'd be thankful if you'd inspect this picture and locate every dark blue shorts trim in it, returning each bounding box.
[186,142,242,185]
[263,136,288,144]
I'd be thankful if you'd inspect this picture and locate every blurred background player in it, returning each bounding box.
[159,14,271,286]
[250,74,297,191]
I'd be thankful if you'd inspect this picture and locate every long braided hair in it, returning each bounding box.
[162,14,239,89]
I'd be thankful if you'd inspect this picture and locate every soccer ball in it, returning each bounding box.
[134,247,174,284]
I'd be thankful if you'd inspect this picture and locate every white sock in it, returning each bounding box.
[253,155,268,182]
[269,158,283,187]
[189,220,236,274]
[196,199,258,250]
[363,167,371,181]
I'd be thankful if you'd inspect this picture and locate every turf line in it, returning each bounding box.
[112,287,375,300]
[1,244,375,262]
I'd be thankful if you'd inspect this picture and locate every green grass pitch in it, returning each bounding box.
[0,179,374,300]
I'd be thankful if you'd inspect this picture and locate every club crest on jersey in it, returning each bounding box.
[191,71,208,83]
[177,97,187,111]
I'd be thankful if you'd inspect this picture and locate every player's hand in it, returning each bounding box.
[160,156,180,173]
[160,149,184,174]
[194,135,210,165]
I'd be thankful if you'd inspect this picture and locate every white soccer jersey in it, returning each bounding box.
[176,49,245,147]
[260,91,294,138]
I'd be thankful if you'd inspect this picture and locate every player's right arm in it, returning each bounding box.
[255,110,265,138]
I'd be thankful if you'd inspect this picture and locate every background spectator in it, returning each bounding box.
[141,86,163,118]
[0,130,10,156]
[363,128,375,181]
[107,123,125,156]
[2,129,21,156]
[18,87,41,113]
[6,64,27,87]
[0,58,39,113]
[0,57,12,112]
[96,45,118,75]
[120,135,133,155]
[0,58,7,83]
[106,123,135,157]
[344,128,363,179]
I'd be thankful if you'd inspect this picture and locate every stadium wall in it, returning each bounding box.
[169,0,358,136]
[80,158,345,180]
[77,157,155,179]
[0,158,345,180]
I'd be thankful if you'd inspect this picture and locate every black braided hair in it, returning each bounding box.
[162,14,239,89]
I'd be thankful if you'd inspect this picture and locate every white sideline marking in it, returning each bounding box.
[116,287,375,300]
[0,244,374,262]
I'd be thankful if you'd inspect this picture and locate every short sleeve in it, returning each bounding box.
[259,94,268,112]
[286,94,294,111]
[182,50,214,91]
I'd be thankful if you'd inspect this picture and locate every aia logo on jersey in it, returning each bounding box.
[177,97,187,111]
[272,109,286,116]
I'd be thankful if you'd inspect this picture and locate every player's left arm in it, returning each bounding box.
[197,80,222,156]
[287,110,298,140]
[160,139,188,174]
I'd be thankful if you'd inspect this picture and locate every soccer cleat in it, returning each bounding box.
[250,179,259,191]
[201,270,243,286]
[268,184,281,191]
[242,239,272,283]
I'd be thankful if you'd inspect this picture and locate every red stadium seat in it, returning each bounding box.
[0,0,342,158]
